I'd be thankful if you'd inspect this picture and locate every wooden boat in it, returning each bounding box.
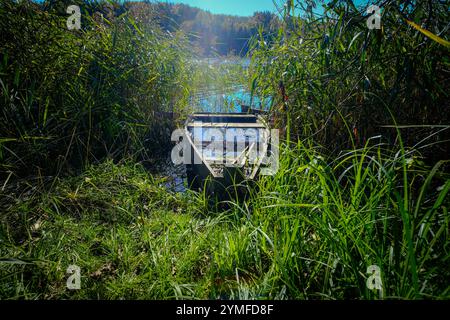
[183,113,272,197]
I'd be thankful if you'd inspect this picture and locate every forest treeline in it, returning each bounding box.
[42,0,280,56]
[128,2,280,56]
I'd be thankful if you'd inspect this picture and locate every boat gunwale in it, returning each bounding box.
[183,113,271,180]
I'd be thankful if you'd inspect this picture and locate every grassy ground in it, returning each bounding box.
[0,0,448,300]
[1,140,448,299]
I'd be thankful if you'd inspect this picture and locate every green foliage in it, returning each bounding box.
[249,0,449,160]
[0,0,449,301]
[0,161,217,299]
[240,141,450,299]
[1,148,448,299]
[0,0,192,177]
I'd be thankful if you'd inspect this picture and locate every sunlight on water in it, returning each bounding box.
[193,85,272,113]
[191,58,272,113]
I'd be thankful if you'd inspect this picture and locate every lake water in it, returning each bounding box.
[194,85,271,113]
[191,58,272,113]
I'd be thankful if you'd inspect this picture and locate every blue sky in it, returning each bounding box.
[161,0,371,16]
[161,0,278,16]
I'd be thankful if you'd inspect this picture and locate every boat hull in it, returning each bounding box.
[183,113,270,199]
[186,163,254,199]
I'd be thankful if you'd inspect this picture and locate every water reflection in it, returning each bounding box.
[193,85,272,113]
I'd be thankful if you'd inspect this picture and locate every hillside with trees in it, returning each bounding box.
[42,1,280,56]
[126,2,280,56]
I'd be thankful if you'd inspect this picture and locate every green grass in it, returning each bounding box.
[0,0,448,300]
[0,0,193,177]
[242,140,449,299]
[249,0,449,161]
[1,161,222,299]
[1,140,448,299]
